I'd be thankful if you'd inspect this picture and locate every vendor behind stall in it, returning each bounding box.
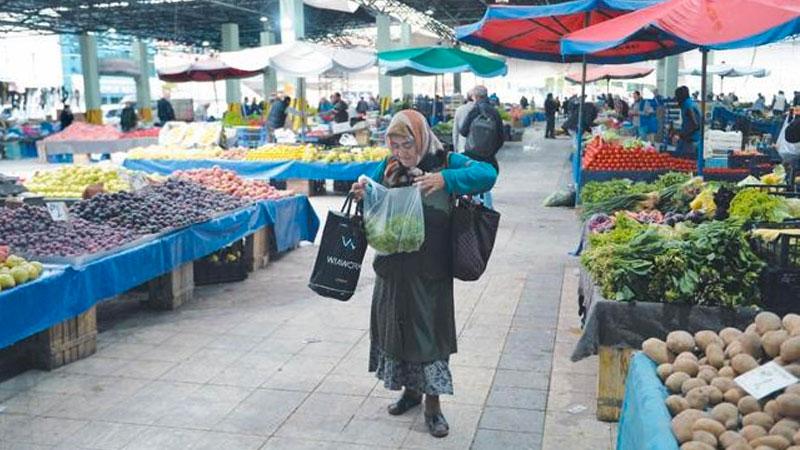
[672,86,701,158]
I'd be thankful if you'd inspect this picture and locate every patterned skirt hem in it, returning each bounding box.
[369,347,454,396]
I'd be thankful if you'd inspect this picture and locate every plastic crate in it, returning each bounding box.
[4,141,22,160]
[235,127,267,148]
[759,267,800,314]
[333,180,355,193]
[750,222,800,269]
[728,153,771,169]
[193,239,249,286]
[47,154,74,164]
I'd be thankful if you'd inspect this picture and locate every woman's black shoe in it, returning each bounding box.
[424,412,449,438]
[387,395,421,416]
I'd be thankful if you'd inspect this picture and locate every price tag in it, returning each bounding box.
[46,202,70,222]
[734,361,798,399]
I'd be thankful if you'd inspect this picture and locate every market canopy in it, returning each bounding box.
[454,0,666,64]
[561,0,800,60]
[565,65,653,84]
[377,46,507,77]
[98,58,141,78]
[219,42,375,78]
[679,64,770,78]
[157,57,262,83]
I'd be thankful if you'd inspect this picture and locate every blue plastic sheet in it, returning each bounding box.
[617,352,679,450]
[0,196,319,349]
[712,107,783,139]
[123,158,382,181]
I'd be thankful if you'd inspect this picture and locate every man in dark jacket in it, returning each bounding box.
[459,85,504,171]
[673,85,701,158]
[544,93,558,139]
[59,104,74,130]
[331,92,349,124]
[120,102,138,132]
[267,95,288,130]
[156,93,175,125]
[356,96,368,117]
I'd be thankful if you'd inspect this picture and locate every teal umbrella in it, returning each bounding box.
[377,46,507,78]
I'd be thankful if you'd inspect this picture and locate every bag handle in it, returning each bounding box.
[341,192,361,217]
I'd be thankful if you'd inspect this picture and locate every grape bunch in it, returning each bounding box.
[0,204,140,257]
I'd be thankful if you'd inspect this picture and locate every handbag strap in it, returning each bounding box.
[341,192,362,217]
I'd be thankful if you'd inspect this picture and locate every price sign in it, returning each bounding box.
[46,202,70,222]
[735,361,798,399]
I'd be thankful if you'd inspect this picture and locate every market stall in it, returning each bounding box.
[35,123,159,162]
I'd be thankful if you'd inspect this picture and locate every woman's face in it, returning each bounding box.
[388,135,418,168]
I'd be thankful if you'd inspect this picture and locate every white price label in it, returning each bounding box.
[46,202,70,222]
[735,361,798,399]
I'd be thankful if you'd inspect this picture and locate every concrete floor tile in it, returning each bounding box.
[113,360,177,380]
[58,421,147,450]
[316,373,378,397]
[93,343,155,361]
[59,357,130,377]
[205,334,266,352]
[0,391,68,416]
[492,369,550,391]
[190,431,266,450]
[471,429,542,450]
[541,412,613,450]
[121,426,206,450]
[1,416,87,446]
[135,344,200,363]
[486,386,547,411]
[339,418,412,447]
[478,407,544,434]
[215,389,307,436]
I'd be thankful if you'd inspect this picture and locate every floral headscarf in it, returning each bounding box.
[384,109,443,187]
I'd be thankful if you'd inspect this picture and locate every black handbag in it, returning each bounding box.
[308,194,367,301]
[451,196,500,281]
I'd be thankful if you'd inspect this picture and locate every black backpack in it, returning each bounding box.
[465,103,502,160]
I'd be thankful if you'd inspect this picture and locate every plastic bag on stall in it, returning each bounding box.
[777,115,800,165]
[359,175,425,255]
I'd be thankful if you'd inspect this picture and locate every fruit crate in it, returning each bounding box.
[26,306,97,370]
[194,239,249,286]
[728,152,772,169]
[333,180,356,194]
[759,267,800,314]
[750,221,800,270]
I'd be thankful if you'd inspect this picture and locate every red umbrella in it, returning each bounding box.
[564,65,653,84]
[157,57,262,82]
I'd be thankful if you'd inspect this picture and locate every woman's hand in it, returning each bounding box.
[350,180,367,200]
[414,172,445,196]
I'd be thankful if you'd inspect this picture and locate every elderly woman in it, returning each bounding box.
[352,110,497,438]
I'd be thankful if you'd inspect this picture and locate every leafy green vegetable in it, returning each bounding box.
[729,188,791,222]
[365,214,424,254]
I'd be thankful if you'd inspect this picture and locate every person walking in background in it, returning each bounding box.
[772,90,788,117]
[519,95,529,110]
[250,98,260,116]
[59,104,74,130]
[350,109,497,439]
[460,85,504,171]
[356,96,369,118]
[331,92,349,124]
[452,90,475,152]
[544,93,558,139]
[267,94,288,140]
[120,101,138,132]
[673,86,701,158]
[156,92,176,125]
[753,93,766,114]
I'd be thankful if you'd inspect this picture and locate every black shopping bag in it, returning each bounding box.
[452,196,500,281]
[309,194,367,301]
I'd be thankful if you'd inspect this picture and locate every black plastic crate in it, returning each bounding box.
[759,267,800,314]
[728,153,771,169]
[194,239,249,286]
[333,180,356,193]
[749,221,800,269]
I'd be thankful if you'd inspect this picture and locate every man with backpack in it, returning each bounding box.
[459,85,504,171]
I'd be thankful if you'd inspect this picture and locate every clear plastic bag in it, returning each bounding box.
[359,175,425,255]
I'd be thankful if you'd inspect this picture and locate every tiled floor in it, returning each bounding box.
[0,127,614,449]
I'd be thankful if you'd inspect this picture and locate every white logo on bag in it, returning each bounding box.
[341,236,356,250]
[326,256,361,270]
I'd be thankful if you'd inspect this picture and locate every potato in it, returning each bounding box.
[750,435,791,449]
[738,333,765,359]
[740,396,763,415]
[673,409,708,443]
[785,365,800,378]
[720,430,748,448]
[787,385,800,396]
[772,423,797,442]
[675,359,700,377]
[778,394,800,419]
[693,417,726,437]
[698,367,718,384]
[776,419,800,432]
[687,387,711,410]
[704,385,724,406]
[726,387,747,404]
[695,330,724,351]
[712,377,735,393]
[742,424,768,442]
[753,446,776,450]
[746,412,777,430]
[747,323,759,335]
[795,428,800,444]
[676,351,699,363]
[764,330,791,358]
[756,312,784,335]
[683,377,709,395]
[766,399,783,421]
[722,327,745,346]
[732,354,760,375]
[658,363,674,382]
[727,444,754,450]
[787,446,800,450]
[643,337,672,364]
[712,402,740,430]
[667,372,692,394]
[667,395,689,416]
[784,314,800,335]
[679,442,714,450]
[728,341,745,359]
[781,337,800,364]
[692,430,718,447]
[721,366,737,378]
[707,343,726,369]
[698,356,708,366]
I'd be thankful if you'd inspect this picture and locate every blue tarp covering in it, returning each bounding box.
[711,107,783,140]
[0,195,319,349]
[617,352,679,450]
[123,158,382,181]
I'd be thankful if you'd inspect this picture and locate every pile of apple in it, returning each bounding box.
[173,166,293,200]
[25,166,131,198]
[0,246,44,291]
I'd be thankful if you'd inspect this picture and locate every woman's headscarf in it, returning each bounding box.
[384,109,443,186]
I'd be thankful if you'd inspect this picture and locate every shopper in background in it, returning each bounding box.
[120,101,138,132]
[460,85,503,171]
[59,104,74,130]
[772,90,788,117]
[194,102,210,122]
[250,98,260,116]
[356,96,369,117]
[793,91,800,108]
[267,94,288,140]
[452,90,475,153]
[318,96,332,114]
[349,109,497,439]
[673,86,701,158]
[544,93,558,139]
[331,92,349,124]
[753,93,766,114]
[519,95,529,110]
[156,92,176,125]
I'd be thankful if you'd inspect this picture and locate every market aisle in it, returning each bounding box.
[0,127,586,450]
